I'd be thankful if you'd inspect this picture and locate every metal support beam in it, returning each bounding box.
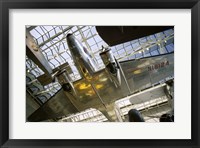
[40,26,85,51]
[38,26,73,47]
[27,26,37,32]
[26,29,53,77]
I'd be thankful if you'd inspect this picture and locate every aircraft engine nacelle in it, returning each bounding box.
[55,69,77,94]
[56,69,71,91]
[100,47,121,87]
[100,48,117,74]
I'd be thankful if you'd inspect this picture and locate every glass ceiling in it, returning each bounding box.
[26,25,174,107]
[27,26,174,79]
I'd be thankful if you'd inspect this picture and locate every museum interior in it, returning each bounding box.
[26,26,174,122]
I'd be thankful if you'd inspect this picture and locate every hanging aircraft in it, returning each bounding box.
[26,28,174,122]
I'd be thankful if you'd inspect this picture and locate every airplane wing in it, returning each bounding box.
[119,52,174,92]
[28,53,174,122]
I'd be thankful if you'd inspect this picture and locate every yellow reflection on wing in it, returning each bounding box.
[95,84,103,89]
[79,83,91,90]
[133,69,141,74]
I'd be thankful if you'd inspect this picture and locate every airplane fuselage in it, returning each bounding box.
[67,34,97,76]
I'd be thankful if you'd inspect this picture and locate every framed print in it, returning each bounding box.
[0,0,199,148]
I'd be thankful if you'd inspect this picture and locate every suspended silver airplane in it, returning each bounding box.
[66,33,122,88]
[27,31,174,122]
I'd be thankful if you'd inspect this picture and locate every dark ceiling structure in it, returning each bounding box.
[96,26,174,46]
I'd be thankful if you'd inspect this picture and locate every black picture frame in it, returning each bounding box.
[0,0,199,148]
